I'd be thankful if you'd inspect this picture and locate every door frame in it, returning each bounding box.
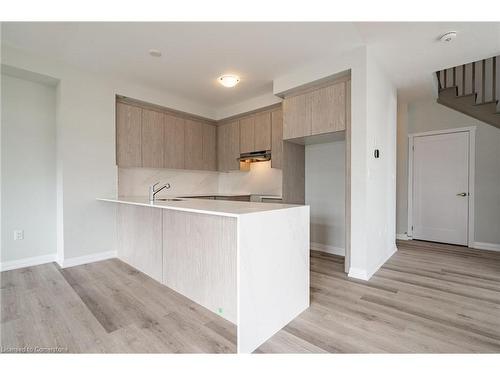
[407,126,476,247]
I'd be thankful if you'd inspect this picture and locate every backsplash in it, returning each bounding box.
[118,161,282,198]
[218,161,282,196]
[118,167,220,197]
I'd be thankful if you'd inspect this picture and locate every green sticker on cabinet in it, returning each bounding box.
[218,308,223,315]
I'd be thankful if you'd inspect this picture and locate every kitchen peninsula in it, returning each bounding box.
[98,196,309,353]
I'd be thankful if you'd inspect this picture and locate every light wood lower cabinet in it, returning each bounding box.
[116,102,142,167]
[141,109,165,168]
[184,119,204,170]
[116,204,163,282]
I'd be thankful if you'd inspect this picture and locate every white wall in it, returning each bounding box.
[396,100,409,238]
[305,141,345,255]
[1,73,57,263]
[397,98,500,246]
[118,160,282,198]
[364,54,398,277]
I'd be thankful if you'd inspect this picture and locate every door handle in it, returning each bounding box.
[456,192,468,197]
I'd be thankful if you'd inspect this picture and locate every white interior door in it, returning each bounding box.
[412,131,469,246]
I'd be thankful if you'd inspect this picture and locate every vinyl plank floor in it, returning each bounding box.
[0,259,236,353]
[257,240,500,353]
[2,240,500,353]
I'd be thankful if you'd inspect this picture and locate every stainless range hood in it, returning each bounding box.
[238,150,271,163]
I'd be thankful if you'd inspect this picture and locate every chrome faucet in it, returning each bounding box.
[149,182,171,202]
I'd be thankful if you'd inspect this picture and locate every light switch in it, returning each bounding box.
[14,230,24,241]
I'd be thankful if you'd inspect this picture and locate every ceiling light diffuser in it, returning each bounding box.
[149,49,162,57]
[218,75,240,88]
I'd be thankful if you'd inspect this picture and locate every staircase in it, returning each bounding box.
[436,56,500,129]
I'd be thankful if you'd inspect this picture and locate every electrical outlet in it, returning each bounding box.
[14,230,24,241]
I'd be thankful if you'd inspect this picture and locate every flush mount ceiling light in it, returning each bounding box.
[218,74,240,88]
[149,49,162,57]
[439,31,458,43]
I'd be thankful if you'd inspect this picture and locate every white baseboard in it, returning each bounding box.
[0,253,57,272]
[396,233,411,240]
[348,267,370,280]
[310,242,345,256]
[471,242,500,252]
[60,251,117,268]
[348,245,398,281]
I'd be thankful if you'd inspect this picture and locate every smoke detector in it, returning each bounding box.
[439,31,457,42]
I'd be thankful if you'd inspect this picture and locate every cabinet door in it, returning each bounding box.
[203,123,217,171]
[164,115,185,169]
[141,109,165,168]
[254,112,271,151]
[239,117,255,153]
[227,121,241,171]
[217,121,240,171]
[217,124,228,171]
[116,102,142,167]
[311,81,346,135]
[271,109,283,169]
[184,119,204,170]
[282,93,311,140]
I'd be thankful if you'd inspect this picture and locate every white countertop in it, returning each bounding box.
[97,196,299,217]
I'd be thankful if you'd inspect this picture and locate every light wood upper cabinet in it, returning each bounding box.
[311,81,346,135]
[164,115,185,169]
[141,109,165,168]
[227,121,241,171]
[271,109,283,169]
[116,102,142,167]
[203,123,217,171]
[283,93,311,140]
[239,117,255,154]
[217,121,240,172]
[217,124,228,171]
[184,119,204,170]
[283,80,347,140]
[254,112,271,151]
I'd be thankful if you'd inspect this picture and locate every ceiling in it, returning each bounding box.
[2,22,500,110]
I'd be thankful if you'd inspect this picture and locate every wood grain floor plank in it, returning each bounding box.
[257,240,500,353]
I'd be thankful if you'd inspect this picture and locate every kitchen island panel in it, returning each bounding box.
[238,205,310,353]
[116,204,163,282]
[163,210,237,324]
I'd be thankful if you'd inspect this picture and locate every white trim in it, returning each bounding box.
[348,245,398,281]
[407,126,476,247]
[0,253,57,272]
[472,242,500,252]
[347,267,369,281]
[310,242,345,256]
[396,233,412,241]
[60,251,117,269]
